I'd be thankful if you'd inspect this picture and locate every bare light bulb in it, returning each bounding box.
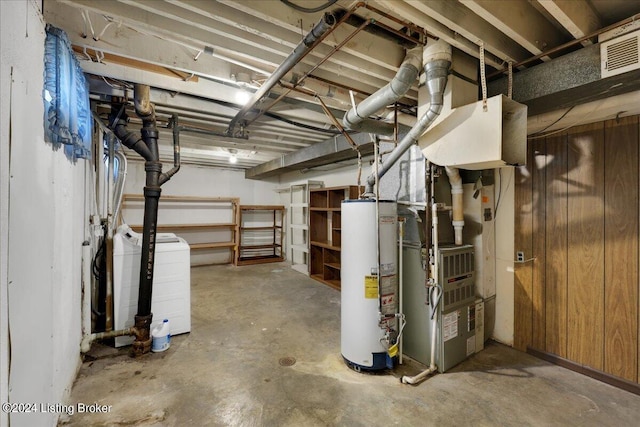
[235,89,251,105]
[228,154,238,164]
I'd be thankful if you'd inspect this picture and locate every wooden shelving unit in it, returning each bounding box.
[309,186,360,290]
[289,181,323,275]
[124,195,240,265]
[236,205,285,266]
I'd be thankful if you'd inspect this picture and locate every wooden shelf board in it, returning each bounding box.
[236,255,284,266]
[241,226,279,231]
[240,205,285,211]
[310,241,341,251]
[310,207,340,212]
[190,242,236,250]
[124,194,238,203]
[324,262,341,270]
[240,244,282,250]
[131,223,236,232]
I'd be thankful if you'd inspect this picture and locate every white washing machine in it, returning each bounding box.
[113,224,191,347]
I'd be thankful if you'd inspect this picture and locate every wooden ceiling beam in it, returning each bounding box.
[461,0,570,60]
[536,0,601,46]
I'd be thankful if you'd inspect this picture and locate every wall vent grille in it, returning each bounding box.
[601,30,640,78]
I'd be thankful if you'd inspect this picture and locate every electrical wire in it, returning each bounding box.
[280,0,338,13]
[429,285,442,320]
[528,106,574,138]
[495,168,502,217]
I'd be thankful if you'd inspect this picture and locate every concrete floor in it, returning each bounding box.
[61,263,640,426]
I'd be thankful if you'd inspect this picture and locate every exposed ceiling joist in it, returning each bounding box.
[375,0,505,68]
[405,0,531,63]
[174,0,405,73]
[460,0,569,59]
[536,0,601,46]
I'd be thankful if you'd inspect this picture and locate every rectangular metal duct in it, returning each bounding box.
[419,95,527,170]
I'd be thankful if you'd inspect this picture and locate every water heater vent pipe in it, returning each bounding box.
[363,41,452,197]
[342,47,422,135]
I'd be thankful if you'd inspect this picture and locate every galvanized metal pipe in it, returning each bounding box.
[226,12,337,137]
[364,42,452,196]
[343,47,422,135]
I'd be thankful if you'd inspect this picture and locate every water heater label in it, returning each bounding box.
[443,311,459,342]
[379,215,396,224]
[364,276,378,299]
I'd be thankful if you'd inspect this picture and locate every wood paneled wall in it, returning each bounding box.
[514,115,640,384]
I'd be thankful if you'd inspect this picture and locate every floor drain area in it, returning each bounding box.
[279,356,296,367]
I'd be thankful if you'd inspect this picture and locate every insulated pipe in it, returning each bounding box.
[226,12,336,137]
[342,47,421,135]
[445,166,464,245]
[364,41,452,197]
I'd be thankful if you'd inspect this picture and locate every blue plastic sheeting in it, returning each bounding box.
[43,24,92,161]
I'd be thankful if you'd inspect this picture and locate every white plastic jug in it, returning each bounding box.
[151,319,171,352]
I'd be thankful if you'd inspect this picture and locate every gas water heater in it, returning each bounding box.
[341,200,398,371]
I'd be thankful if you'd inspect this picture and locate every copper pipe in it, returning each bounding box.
[245,19,372,127]
[362,3,429,42]
[489,13,640,78]
[315,95,359,150]
[371,19,424,46]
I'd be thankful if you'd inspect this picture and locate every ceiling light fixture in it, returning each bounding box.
[228,148,238,164]
[235,89,251,105]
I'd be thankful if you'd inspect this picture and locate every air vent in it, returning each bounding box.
[601,30,640,78]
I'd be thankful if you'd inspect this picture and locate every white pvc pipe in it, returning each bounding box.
[445,166,464,245]
[432,201,439,286]
[80,327,135,354]
[81,242,92,345]
[401,195,441,385]
[398,219,404,365]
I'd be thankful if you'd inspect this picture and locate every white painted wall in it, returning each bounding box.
[2,2,85,425]
[122,161,281,265]
[0,2,12,424]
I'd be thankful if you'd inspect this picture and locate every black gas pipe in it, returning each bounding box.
[109,84,180,356]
